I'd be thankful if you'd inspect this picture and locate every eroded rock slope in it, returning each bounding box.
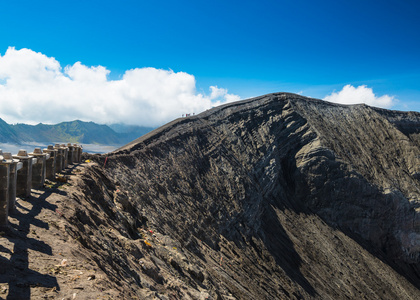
[72,93,420,299]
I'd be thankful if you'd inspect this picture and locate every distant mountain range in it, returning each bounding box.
[0,119,154,145]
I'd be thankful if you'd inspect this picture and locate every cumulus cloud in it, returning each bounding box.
[0,47,240,126]
[209,85,241,104]
[323,84,395,108]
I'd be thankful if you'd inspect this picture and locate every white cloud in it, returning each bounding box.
[209,86,227,99]
[323,84,395,108]
[0,47,241,126]
[209,85,240,104]
[224,93,241,103]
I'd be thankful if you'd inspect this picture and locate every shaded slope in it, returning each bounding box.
[372,106,420,148]
[108,123,155,143]
[68,93,420,298]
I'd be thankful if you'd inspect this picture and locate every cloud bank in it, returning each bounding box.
[323,84,395,108]
[0,47,240,126]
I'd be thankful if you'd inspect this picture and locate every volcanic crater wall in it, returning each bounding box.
[81,93,420,299]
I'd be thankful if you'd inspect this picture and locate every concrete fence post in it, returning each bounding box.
[0,154,12,228]
[77,145,83,162]
[54,144,64,171]
[71,144,78,163]
[73,144,78,163]
[13,150,34,198]
[43,145,57,180]
[3,153,21,213]
[60,144,69,169]
[30,148,47,189]
[67,143,74,165]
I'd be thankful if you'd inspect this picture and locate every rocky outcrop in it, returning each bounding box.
[289,99,420,263]
[70,93,420,299]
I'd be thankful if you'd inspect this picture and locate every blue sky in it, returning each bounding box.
[0,0,419,126]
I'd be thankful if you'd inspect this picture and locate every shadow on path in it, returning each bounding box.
[0,186,61,299]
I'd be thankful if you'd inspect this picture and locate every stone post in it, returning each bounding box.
[67,143,74,165]
[13,150,34,198]
[78,145,83,162]
[0,155,11,228]
[54,144,64,172]
[30,148,47,189]
[3,153,21,213]
[71,144,78,163]
[61,144,69,169]
[43,145,57,180]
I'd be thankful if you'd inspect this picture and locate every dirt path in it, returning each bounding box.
[0,162,119,300]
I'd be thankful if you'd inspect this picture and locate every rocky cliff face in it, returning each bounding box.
[67,93,420,299]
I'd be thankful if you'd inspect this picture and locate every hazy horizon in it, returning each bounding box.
[0,142,120,155]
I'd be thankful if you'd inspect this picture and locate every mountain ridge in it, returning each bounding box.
[0,119,154,145]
